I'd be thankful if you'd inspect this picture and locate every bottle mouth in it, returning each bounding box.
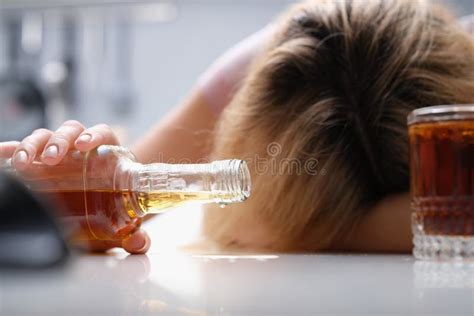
[212,159,251,204]
[233,160,252,200]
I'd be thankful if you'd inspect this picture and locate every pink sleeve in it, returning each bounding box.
[197,24,276,115]
[459,15,474,35]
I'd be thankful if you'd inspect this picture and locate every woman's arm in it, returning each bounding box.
[131,89,217,164]
[332,193,412,253]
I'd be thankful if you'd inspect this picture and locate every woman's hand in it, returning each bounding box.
[1,120,120,169]
[0,120,151,254]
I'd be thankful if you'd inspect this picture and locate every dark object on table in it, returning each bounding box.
[0,171,69,269]
[0,14,47,142]
[0,76,47,141]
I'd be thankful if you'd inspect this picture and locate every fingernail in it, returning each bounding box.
[43,145,59,159]
[128,234,147,251]
[14,150,28,164]
[77,134,92,144]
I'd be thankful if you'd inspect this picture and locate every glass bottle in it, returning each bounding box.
[2,145,251,244]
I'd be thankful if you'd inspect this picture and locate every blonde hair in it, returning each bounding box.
[203,0,474,251]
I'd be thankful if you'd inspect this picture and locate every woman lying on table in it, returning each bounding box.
[1,0,473,254]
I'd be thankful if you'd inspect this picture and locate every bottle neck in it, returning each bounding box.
[129,159,251,216]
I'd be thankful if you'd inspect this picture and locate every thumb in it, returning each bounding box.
[122,229,151,254]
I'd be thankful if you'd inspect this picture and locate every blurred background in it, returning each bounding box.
[0,0,473,144]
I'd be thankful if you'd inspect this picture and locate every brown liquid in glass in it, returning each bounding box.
[410,120,474,236]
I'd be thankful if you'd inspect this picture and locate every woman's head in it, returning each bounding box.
[203,0,474,251]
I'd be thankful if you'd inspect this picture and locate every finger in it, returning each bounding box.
[122,229,151,255]
[0,141,20,158]
[41,120,85,165]
[74,124,120,152]
[12,129,53,169]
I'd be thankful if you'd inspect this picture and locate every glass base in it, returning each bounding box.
[413,233,474,261]
[412,212,474,261]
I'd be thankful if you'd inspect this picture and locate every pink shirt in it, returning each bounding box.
[198,15,474,116]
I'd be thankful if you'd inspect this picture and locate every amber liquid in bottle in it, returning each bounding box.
[35,189,230,242]
[410,120,474,236]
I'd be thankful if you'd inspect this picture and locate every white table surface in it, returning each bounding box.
[1,207,473,316]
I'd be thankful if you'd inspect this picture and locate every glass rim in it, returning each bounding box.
[407,104,474,125]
